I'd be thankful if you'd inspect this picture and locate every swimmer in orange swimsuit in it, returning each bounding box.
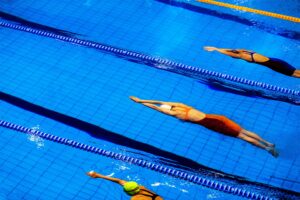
[130,96,278,157]
[87,171,163,200]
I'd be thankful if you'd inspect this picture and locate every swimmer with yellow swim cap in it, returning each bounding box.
[87,171,163,200]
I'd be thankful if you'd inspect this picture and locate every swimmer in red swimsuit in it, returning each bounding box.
[130,96,278,157]
[204,46,300,78]
[87,171,163,200]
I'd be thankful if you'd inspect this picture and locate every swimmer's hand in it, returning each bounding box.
[204,46,217,51]
[87,170,99,178]
[130,96,141,103]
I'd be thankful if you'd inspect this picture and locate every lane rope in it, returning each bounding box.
[0,119,273,200]
[197,0,300,23]
[0,21,299,104]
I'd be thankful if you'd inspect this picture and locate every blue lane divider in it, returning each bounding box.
[0,119,272,200]
[0,21,299,104]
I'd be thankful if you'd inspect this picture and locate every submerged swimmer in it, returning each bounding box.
[87,171,163,200]
[130,96,278,157]
[204,46,300,78]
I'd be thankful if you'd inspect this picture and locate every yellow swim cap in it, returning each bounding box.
[123,181,140,196]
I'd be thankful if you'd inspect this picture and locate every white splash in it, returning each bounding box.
[119,165,129,170]
[164,182,176,188]
[107,172,115,177]
[151,182,161,187]
[126,175,140,182]
[207,193,218,199]
[114,162,130,171]
[151,181,189,193]
[155,64,172,70]
[28,125,44,149]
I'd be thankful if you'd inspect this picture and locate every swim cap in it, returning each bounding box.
[123,181,140,196]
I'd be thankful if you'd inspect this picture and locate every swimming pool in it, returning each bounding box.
[0,0,299,199]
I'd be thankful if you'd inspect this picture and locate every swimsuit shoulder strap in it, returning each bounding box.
[139,189,160,200]
[249,52,256,62]
[244,51,256,62]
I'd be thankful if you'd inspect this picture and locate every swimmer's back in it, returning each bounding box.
[131,186,163,200]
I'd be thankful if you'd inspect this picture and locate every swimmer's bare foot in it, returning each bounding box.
[130,96,140,103]
[266,147,279,158]
[267,143,275,147]
[271,149,279,158]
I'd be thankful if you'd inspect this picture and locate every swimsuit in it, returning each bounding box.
[183,108,241,137]
[256,58,296,76]
[138,189,161,200]
[195,114,242,137]
[246,52,296,76]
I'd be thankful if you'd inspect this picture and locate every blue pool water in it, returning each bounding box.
[0,0,300,199]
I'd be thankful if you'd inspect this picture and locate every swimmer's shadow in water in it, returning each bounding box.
[0,11,79,37]
[203,80,259,98]
[202,79,300,105]
[0,91,237,180]
[2,92,300,197]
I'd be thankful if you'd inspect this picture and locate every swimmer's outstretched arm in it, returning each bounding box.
[204,46,241,58]
[87,171,126,185]
[130,96,184,106]
[141,103,175,115]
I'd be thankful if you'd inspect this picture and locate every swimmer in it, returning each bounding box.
[130,96,278,157]
[87,171,163,200]
[204,46,300,78]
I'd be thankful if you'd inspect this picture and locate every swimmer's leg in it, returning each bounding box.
[130,96,165,104]
[237,132,267,149]
[238,132,278,157]
[241,129,274,147]
[292,70,300,78]
[129,96,186,107]
[142,103,160,110]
